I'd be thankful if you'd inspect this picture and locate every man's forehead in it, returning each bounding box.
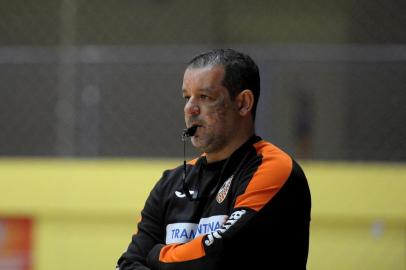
[185,64,224,77]
[182,65,225,90]
[182,86,216,94]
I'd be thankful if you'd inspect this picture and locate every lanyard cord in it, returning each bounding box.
[182,127,198,200]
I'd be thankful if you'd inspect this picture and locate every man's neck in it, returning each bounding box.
[205,130,255,163]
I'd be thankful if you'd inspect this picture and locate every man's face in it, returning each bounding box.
[182,65,240,154]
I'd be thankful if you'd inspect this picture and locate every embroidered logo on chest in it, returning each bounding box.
[216,175,233,203]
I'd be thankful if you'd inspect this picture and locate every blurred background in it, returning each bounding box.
[0,0,405,269]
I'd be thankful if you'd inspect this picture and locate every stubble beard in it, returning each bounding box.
[188,93,237,155]
[191,127,230,155]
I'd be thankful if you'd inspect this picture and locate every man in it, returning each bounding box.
[116,49,311,269]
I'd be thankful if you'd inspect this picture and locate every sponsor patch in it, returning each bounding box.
[165,215,227,244]
[216,175,233,203]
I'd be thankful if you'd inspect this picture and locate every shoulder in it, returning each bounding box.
[252,139,293,177]
[234,139,296,211]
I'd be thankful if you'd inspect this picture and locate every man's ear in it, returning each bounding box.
[236,90,254,116]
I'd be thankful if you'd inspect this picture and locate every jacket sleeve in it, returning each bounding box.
[145,207,259,270]
[145,149,294,270]
[116,173,168,270]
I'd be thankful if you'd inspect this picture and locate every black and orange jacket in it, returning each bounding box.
[117,136,311,270]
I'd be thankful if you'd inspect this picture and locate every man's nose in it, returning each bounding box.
[184,98,200,115]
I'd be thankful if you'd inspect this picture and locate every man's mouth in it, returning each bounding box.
[188,124,203,136]
[188,123,203,129]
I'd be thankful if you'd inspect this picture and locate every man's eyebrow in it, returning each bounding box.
[199,87,214,92]
[182,87,214,94]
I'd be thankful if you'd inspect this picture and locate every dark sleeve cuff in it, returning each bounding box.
[146,244,165,269]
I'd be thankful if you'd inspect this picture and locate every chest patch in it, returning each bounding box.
[216,175,233,204]
[165,215,227,244]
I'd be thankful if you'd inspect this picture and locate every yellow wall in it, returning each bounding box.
[303,162,406,269]
[0,159,405,270]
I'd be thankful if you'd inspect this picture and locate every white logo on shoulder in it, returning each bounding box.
[165,215,227,244]
[175,190,195,198]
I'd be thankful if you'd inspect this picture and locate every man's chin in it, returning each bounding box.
[190,137,201,148]
[191,138,207,152]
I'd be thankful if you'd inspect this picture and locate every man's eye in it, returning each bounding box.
[200,95,209,100]
[184,96,190,102]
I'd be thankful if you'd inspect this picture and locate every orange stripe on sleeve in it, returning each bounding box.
[235,140,292,212]
[159,235,206,263]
